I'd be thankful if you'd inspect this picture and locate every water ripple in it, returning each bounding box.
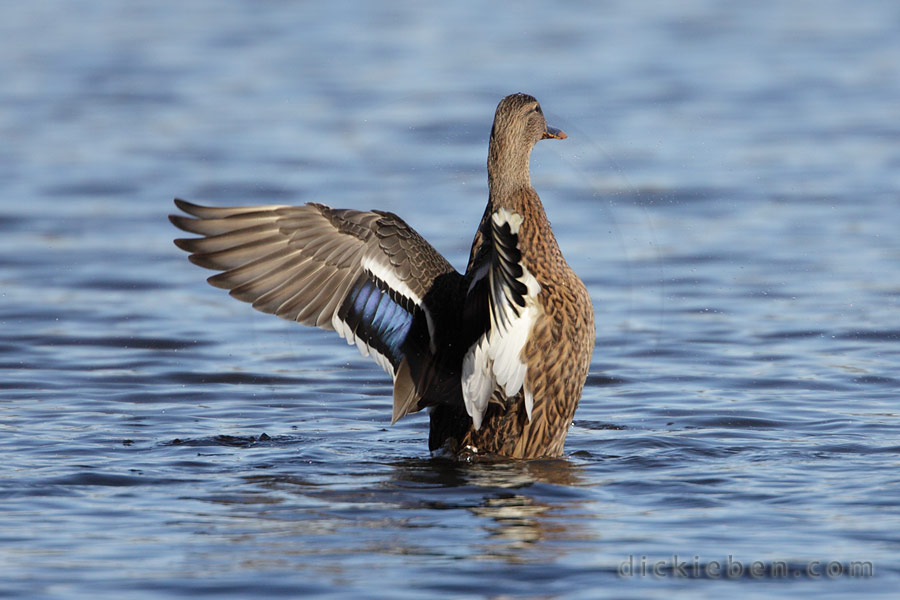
[2,1,899,598]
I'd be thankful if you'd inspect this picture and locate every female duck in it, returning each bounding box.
[171,93,595,459]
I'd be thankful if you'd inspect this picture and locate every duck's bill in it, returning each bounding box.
[542,126,567,140]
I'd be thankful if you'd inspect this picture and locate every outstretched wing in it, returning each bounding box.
[170,199,459,422]
[461,207,542,430]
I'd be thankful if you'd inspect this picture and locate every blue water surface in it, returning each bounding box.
[1,1,899,598]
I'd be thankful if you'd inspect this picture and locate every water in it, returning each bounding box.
[2,1,899,598]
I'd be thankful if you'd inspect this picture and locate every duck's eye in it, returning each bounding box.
[534,105,543,115]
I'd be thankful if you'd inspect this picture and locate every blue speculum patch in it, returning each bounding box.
[342,276,413,366]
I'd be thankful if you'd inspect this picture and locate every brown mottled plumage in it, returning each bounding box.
[453,93,594,458]
[170,93,595,459]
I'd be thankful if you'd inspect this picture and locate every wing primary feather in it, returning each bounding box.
[171,198,462,424]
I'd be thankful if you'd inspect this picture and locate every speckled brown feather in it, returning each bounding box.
[459,188,594,458]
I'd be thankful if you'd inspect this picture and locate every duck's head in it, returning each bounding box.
[488,93,565,188]
[490,93,566,150]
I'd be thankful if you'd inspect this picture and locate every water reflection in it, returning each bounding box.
[234,456,594,565]
[389,455,586,488]
[393,457,592,558]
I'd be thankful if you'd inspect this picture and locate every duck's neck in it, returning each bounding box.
[487,134,533,204]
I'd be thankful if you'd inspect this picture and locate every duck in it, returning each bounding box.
[170,93,595,459]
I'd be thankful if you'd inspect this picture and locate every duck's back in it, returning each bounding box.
[429,187,594,459]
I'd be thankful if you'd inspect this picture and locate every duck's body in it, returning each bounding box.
[171,93,594,459]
